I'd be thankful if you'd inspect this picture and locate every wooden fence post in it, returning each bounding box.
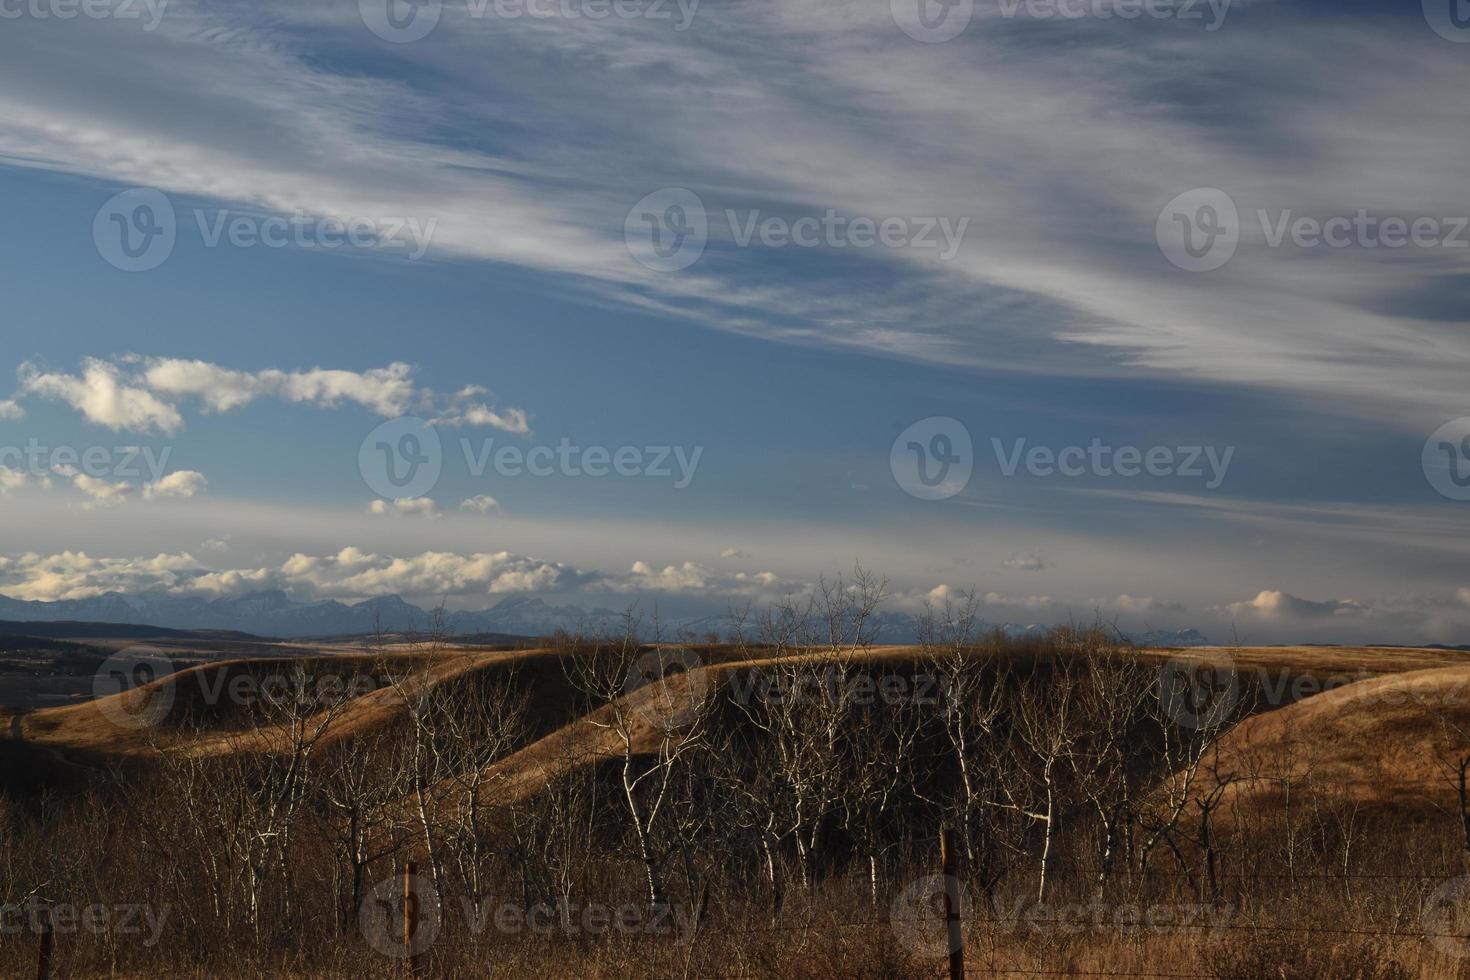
[939,827,965,980]
[34,903,52,980]
[404,860,423,978]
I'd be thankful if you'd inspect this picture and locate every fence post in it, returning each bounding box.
[403,860,422,978]
[939,827,965,980]
[34,903,52,980]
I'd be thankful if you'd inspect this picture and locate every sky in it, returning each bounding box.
[0,0,1467,643]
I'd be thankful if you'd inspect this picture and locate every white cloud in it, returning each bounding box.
[720,548,751,559]
[143,469,207,500]
[0,550,204,601]
[21,359,182,435]
[14,357,521,434]
[460,495,500,514]
[0,399,23,420]
[1002,553,1046,571]
[604,560,786,596]
[275,548,579,599]
[431,386,531,435]
[368,498,444,520]
[0,467,27,494]
[3,7,1459,428]
[0,547,583,603]
[52,465,131,510]
[1224,590,1370,620]
[47,464,205,508]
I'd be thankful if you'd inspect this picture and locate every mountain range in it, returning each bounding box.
[0,590,1210,647]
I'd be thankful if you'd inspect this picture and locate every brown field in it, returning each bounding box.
[2,626,1470,978]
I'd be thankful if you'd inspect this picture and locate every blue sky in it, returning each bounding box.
[0,0,1467,642]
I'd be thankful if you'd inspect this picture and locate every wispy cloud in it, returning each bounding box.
[1,5,1464,429]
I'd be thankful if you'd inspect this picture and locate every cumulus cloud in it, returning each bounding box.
[141,358,417,416]
[276,548,578,599]
[14,357,525,435]
[143,469,207,500]
[0,547,584,603]
[604,560,786,596]
[1224,590,1369,620]
[720,548,751,559]
[21,359,183,434]
[430,386,531,435]
[0,399,23,420]
[48,464,205,508]
[0,550,205,601]
[52,465,131,510]
[460,495,500,514]
[0,467,27,493]
[368,498,444,520]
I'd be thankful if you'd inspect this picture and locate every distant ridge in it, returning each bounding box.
[0,619,267,642]
[0,590,1212,646]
